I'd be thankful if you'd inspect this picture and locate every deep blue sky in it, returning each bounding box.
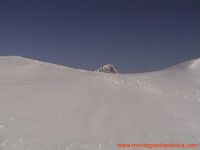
[0,0,200,73]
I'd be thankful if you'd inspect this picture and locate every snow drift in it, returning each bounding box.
[0,56,200,150]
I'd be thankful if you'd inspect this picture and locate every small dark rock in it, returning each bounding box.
[97,64,117,74]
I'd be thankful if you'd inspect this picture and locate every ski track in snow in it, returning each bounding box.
[99,74,199,101]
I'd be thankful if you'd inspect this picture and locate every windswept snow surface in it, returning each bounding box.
[0,56,200,150]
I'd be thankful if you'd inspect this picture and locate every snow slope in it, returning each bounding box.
[0,56,200,150]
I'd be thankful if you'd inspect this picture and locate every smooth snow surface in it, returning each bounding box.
[0,56,200,150]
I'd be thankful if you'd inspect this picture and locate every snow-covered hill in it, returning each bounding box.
[0,56,200,150]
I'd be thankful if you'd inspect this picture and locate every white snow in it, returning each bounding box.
[190,59,200,68]
[0,56,200,150]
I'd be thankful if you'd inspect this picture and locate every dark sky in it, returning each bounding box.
[0,0,200,73]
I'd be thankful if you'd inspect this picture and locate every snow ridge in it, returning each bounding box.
[189,58,200,68]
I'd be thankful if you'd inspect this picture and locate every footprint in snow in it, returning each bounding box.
[98,143,103,148]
